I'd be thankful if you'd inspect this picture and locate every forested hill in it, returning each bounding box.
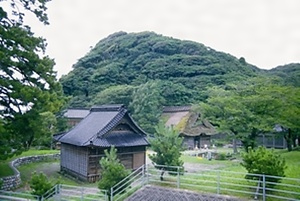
[268,63,300,87]
[60,31,261,108]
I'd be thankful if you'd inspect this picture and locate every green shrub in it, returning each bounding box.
[98,146,130,195]
[29,172,53,198]
[215,153,227,160]
[241,146,286,184]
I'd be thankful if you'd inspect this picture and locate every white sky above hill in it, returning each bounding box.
[21,0,300,78]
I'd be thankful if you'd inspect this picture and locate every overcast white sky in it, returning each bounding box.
[24,0,300,78]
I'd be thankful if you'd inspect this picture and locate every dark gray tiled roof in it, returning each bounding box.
[64,108,90,119]
[126,185,245,201]
[93,132,149,147]
[58,105,149,147]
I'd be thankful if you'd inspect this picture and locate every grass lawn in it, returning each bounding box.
[0,163,14,177]
[178,149,300,200]
[17,160,96,190]
[0,149,59,177]
[278,149,300,178]
[181,148,300,178]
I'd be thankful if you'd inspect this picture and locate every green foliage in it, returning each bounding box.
[149,122,184,169]
[199,77,300,152]
[60,31,261,131]
[269,63,300,87]
[215,153,227,160]
[0,0,66,159]
[241,147,286,183]
[59,31,299,141]
[29,172,53,197]
[129,81,164,133]
[92,85,136,107]
[98,146,130,193]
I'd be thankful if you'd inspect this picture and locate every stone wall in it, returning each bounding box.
[0,153,60,190]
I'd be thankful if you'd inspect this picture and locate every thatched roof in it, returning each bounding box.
[162,106,216,136]
[57,105,149,147]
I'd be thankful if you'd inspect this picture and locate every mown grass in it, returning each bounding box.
[0,149,59,177]
[178,148,300,200]
[17,160,98,189]
[182,148,300,178]
[0,163,14,177]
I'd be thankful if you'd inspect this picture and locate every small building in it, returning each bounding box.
[55,104,149,182]
[162,106,216,150]
[63,108,90,127]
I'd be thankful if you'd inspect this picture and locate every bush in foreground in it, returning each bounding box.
[29,172,53,198]
[98,146,130,195]
[241,146,286,184]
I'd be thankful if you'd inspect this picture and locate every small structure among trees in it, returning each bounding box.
[162,106,216,149]
[63,108,89,127]
[55,104,149,182]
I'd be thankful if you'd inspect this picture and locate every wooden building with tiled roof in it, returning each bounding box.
[162,106,216,150]
[55,104,149,182]
[63,108,90,127]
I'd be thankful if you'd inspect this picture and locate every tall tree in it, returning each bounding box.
[199,78,300,152]
[268,85,300,151]
[0,0,65,159]
[129,81,164,133]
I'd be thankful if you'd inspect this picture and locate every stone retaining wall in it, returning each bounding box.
[0,153,60,190]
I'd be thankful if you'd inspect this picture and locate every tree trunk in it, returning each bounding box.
[284,129,293,152]
[233,138,238,154]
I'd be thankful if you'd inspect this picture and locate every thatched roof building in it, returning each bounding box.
[162,106,216,149]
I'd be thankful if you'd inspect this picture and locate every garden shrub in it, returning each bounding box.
[29,172,53,198]
[98,146,130,195]
[241,146,286,184]
[215,153,227,160]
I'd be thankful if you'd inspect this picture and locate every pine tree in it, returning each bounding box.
[149,122,184,170]
[98,146,130,194]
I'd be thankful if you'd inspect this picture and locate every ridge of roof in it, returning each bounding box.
[163,105,192,113]
[84,107,127,146]
[90,104,124,112]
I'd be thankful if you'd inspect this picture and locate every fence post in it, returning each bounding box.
[146,164,149,184]
[142,165,145,185]
[105,190,108,201]
[262,174,266,201]
[58,184,61,200]
[111,187,113,201]
[177,167,180,188]
[217,170,220,194]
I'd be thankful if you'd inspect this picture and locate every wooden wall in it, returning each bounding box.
[86,146,146,182]
[60,143,88,179]
[182,135,211,149]
[60,142,147,182]
[182,136,195,150]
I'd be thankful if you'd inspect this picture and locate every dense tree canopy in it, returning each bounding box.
[60,31,263,132]
[0,0,65,159]
[59,31,300,135]
[199,78,300,152]
[60,31,260,106]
